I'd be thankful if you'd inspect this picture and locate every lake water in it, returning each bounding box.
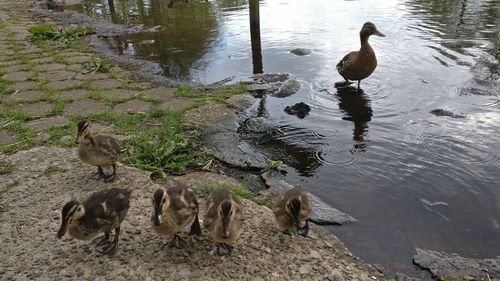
[69,0,500,277]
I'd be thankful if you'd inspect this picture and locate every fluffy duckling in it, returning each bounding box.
[204,189,243,256]
[272,187,312,237]
[57,187,132,255]
[151,181,201,248]
[76,120,121,182]
[337,22,385,89]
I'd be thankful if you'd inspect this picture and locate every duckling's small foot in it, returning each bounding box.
[297,220,310,237]
[282,229,292,235]
[92,232,111,246]
[104,164,117,182]
[170,235,186,249]
[91,167,107,180]
[103,173,116,183]
[216,243,233,256]
[101,241,117,255]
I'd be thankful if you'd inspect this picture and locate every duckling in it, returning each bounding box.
[151,181,201,249]
[336,22,385,89]
[76,120,121,182]
[204,189,243,256]
[272,187,312,237]
[56,187,132,255]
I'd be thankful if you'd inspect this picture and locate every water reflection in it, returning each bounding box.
[336,87,373,152]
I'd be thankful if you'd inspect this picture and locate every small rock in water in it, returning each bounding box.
[284,102,311,119]
[290,48,312,56]
[430,109,466,118]
[274,80,301,97]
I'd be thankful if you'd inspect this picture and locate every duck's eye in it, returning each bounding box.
[77,207,82,212]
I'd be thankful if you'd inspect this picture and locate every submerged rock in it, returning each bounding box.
[261,171,357,225]
[413,248,500,279]
[253,73,289,83]
[273,79,301,98]
[290,48,312,56]
[284,102,311,119]
[430,109,466,118]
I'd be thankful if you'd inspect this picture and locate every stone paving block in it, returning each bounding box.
[10,81,39,91]
[57,89,89,100]
[3,71,32,82]
[104,89,138,100]
[31,57,54,64]
[63,100,106,116]
[18,102,53,117]
[36,63,67,72]
[182,102,232,127]
[143,87,177,101]
[91,79,123,90]
[24,116,69,132]
[74,72,111,81]
[1,64,29,72]
[5,90,44,102]
[45,80,81,91]
[65,55,92,64]
[0,130,18,146]
[67,64,85,72]
[113,100,152,114]
[155,98,194,111]
[41,70,77,82]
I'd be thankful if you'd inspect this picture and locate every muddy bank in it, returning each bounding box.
[0,147,385,280]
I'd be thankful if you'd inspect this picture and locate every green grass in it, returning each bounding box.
[27,24,94,47]
[199,182,267,205]
[121,111,201,177]
[0,160,14,175]
[83,55,112,74]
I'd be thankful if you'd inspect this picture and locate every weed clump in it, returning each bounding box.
[27,24,94,46]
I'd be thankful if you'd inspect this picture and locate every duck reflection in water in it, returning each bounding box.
[335,86,373,152]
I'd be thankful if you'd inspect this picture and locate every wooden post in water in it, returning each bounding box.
[249,0,263,74]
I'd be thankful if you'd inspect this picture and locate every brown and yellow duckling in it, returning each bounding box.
[76,120,121,182]
[151,181,201,248]
[272,187,312,237]
[57,187,132,255]
[337,22,385,89]
[204,188,243,256]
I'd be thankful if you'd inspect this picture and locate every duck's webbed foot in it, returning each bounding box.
[102,240,117,255]
[216,243,233,256]
[91,166,107,180]
[334,80,352,88]
[92,232,111,246]
[297,220,310,237]
[170,235,186,249]
[103,164,117,183]
[101,226,120,255]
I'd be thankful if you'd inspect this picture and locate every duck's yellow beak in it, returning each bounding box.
[373,30,385,37]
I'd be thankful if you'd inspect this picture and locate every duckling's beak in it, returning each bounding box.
[153,206,163,226]
[57,222,66,238]
[222,228,230,239]
[373,30,385,37]
[75,133,81,144]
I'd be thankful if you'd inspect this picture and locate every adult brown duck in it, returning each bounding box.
[337,22,385,89]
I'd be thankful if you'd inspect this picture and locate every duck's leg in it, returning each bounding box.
[91,166,107,180]
[104,164,117,183]
[169,235,187,249]
[189,213,202,236]
[102,226,120,255]
[92,231,111,246]
[357,80,361,89]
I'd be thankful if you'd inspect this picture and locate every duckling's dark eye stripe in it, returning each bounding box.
[66,205,78,219]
